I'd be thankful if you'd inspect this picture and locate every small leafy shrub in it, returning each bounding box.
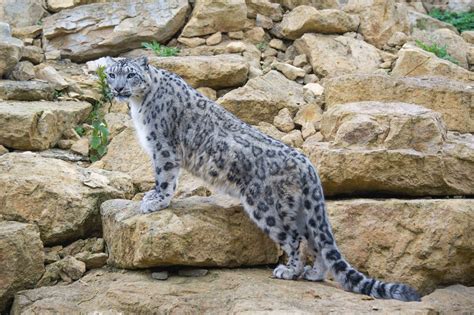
[80,65,112,162]
[429,9,474,33]
[142,41,180,57]
[415,39,459,65]
[52,89,64,100]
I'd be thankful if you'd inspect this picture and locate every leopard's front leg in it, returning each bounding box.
[140,144,180,214]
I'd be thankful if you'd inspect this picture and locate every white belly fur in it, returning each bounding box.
[129,98,153,157]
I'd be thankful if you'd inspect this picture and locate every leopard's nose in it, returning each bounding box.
[115,87,124,93]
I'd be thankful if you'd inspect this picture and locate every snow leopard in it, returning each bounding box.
[105,56,421,302]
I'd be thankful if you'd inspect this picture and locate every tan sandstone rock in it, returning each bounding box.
[327,199,474,294]
[181,0,248,37]
[321,102,446,153]
[0,0,47,28]
[274,6,359,40]
[407,9,458,33]
[323,74,474,133]
[0,80,56,101]
[302,132,474,197]
[392,44,472,83]
[294,33,381,78]
[42,0,189,62]
[101,196,280,268]
[246,0,282,21]
[10,269,474,314]
[149,54,249,89]
[0,153,134,245]
[0,31,23,78]
[272,0,340,10]
[344,0,409,49]
[0,221,44,313]
[0,101,91,150]
[218,70,305,124]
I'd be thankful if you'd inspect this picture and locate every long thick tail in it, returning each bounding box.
[322,245,421,302]
[310,207,421,302]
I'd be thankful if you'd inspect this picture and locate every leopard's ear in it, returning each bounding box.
[104,56,117,66]
[134,56,149,70]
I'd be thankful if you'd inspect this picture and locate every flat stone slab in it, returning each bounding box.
[0,100,92,150]
[10,269,474,314]
[324,74,474,133]
[101,196,279,268]
[0,80,56,101]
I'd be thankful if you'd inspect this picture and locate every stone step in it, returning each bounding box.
[0,80,57,101]
[0,152,134,245]
[10,268,474,314]
[323,74,474,133]
[0,100,92,150]
[0,221,44,313]
[100,196,280,269]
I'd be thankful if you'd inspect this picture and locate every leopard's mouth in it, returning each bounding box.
[115,93,131,101]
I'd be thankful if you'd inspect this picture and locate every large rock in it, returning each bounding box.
[0,0,48,27]
[323,74,474,133]
[321,102,446,153]
[101,196,279,268]
[392,44,473,82]
[344,0,409,49]
[0,101,92,150]
[273,6,359,39]
[42,0,189,62]
[271,0,340,10]
[327,199,474,294]
[218,70,305,124]
[0,80,56,101]
[181,0,248,37]
[407,9,458,33]
[0,221,44,313]
[303,132,474,197]
[0,153,134,245]
[0,31,23,78]
[294,33,381,78]
[149,54,249,89]
[10,268,474,314]
[411,28,471,69]
[246,0,282,21]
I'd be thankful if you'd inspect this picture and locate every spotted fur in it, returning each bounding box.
[105,57,421,302]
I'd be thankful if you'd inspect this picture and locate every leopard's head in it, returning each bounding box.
[104,57,151,101]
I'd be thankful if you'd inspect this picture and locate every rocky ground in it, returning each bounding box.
[0,0,473,314]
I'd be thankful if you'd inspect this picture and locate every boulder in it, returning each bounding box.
[412,28,470,69]
[0,80,56,101]
[46,0,109,13]
[149,54,249,89]
[462,31,474,44]
[302,132,474,197]
[0,33,23,78]
[294,33,381,78]
[218,70,305,124]
[0,221,44,313]
[271,0,340,10]
[392,44,473,83]
[321,102,446,153]
[101,196,279,268]
[0,0,48,27]
[0,101,92,150]
[37,256,86,287]
[0,152,134,245]
[10,269,474,314]
[246,0,282,21]
[344,0,409,49]
[323,74,474,133]
[327,199,474,294]
[8,61,35,81]
[42,0,189,62]
[181,0,248,37]
[273,6,359,40]
[21,45,44,65]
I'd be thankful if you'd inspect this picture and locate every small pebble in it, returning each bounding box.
[178,268,208,277]
[151,271,169,280]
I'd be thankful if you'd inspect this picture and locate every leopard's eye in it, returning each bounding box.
[109,73,115,79]
[127,73,136,79]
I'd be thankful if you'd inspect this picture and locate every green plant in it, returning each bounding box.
[256,42,267,52]
[88,66,112,162]
[74,126,85,137]
[142,41,180,57]
[429,9,474,33]
[415,40,459,65]
[53,89,64,100]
